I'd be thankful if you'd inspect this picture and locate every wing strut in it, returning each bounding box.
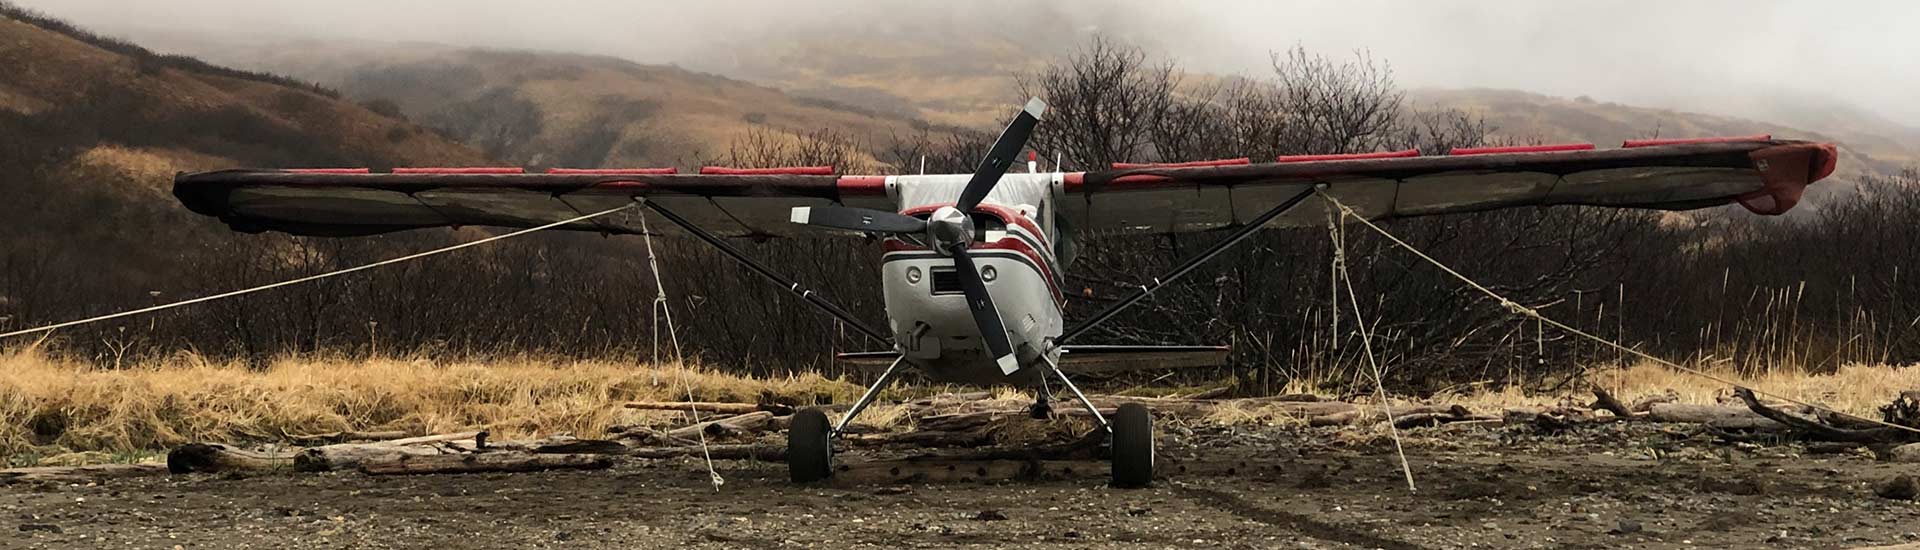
[639,199,891,345]
[1057,185,1321,345]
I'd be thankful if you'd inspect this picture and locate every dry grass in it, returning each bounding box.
[0,347,858,463]
[5,342,1913,466]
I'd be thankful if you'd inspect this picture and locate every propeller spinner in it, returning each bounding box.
[789,97,1047,375]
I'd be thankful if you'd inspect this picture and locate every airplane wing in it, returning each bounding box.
[172,167,895,238]
[1059,137,1838,234]
[176,137,1835,238]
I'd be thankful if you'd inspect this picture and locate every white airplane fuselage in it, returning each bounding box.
[879,173,1067,386]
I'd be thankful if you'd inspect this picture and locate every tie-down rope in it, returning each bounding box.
[1,203,640,341]
[637,208,722,492]
[1314,188,1920,436]
[1326,200,1419,493]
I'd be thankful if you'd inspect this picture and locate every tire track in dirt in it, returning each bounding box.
[1172,485,1429,550]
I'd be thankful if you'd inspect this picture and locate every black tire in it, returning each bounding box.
[788,408,833,483]
[1111,403,1154,488]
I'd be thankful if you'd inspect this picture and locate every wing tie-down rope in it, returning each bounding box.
[1314,188,1920,436]
[637,207,722,492]
[0,203,640,341]
[1325,200,1419,493]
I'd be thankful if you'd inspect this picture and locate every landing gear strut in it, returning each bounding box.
[788,356,906,483]
[1036,352,1152,487]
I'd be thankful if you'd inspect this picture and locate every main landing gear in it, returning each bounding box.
[786,354,1156,488]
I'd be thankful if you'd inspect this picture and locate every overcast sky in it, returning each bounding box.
[18,0,1920,127]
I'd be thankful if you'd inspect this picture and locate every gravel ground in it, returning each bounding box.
[4,422,1918,549]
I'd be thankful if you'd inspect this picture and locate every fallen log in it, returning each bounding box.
[381,431,484,446]
[1888,443,1920,463]
[1734,388,1915,443]
[1180,386,1232,400]
[667,411,778,440]
[1647,403,1781,430]
[167,443,299,474]
[0,463,169,484]
[1629,392,1679,413]
[283,430,410,446]
[294,442,458,472]
[1306,404,1456,427]
[358,451,614,475]
[623,401,795,416]
[1392,406,1492,429]
[1590,388,1635,418]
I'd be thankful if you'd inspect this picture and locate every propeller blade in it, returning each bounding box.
[789,206,927,234]
[955,97,1046,212]
[950,248,1020,374]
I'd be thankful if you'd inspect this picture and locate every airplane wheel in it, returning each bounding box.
[788,408,832,483]
[1110,403,1154,488]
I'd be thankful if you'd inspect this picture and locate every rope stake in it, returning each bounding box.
[1314,189,1920,436]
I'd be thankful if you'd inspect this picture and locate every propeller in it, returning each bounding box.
[789,98,1047,374]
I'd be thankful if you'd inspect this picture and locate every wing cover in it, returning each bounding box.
[173,171,892,238]
[173,139,1834,238]
[1059,140,1836,234]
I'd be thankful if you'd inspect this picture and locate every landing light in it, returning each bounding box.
[982,266,998,282]
[906,266,922,284]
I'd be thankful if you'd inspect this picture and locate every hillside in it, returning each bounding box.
[0,6,491,339]
[132,36,940,172]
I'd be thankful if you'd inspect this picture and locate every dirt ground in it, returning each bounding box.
[4,422,1918,549]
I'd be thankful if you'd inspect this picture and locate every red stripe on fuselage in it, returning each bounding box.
[885,203,1062,305]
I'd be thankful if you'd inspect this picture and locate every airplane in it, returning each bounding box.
[173,97,1837,488]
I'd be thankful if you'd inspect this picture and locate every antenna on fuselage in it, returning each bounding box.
[919,155,926,175]
[1027,151,1038,173]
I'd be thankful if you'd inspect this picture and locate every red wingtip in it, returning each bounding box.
[1738,142,1839,216]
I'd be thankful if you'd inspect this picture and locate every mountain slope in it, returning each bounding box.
[0,6,491,331]
[136,37,940,171]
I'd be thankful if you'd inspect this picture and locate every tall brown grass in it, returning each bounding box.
[4,343,1913,466]
[0,347,857,462]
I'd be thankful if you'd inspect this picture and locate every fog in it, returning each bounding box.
[16,0,1920,127]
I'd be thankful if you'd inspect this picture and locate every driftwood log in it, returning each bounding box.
[1733,388,1920,444]
[666,411,780,440]
[167,443,299,474]
[1646,403,1782,430]
[358,451,614,475]
[295,442,460,472]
